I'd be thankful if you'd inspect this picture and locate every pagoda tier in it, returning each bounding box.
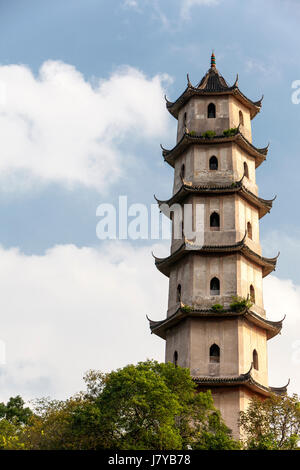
[193,365,289,398]
[153,237,279,278]
[161,130,269,168]
[154,178,275,219]
[148,306,285,341]
[165,68,263,120]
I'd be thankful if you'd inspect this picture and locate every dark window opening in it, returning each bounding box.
[210,344,220,363]
[208,103,216,118]
[239,110,244,126]
[247,221,252,240]
[210,212,220,229]
[183,112,187,128]
[244,161,249,179]
[253,349,258,370]
[176,284,181,302]
[180,163,185,179]
[174,350,178,367]
[210,277,220,296]
[209,156,218,170]
[250,285,255,304]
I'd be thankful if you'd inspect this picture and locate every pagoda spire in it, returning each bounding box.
[211,51,216,68]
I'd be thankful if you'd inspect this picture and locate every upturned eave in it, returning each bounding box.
[166,85,262,120]
[155,179,275,219]
[153,238,278,278]
[162,131,268,169]
[193,366,289,397]
[148,307,284,341]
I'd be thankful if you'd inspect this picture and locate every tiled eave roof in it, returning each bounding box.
[147,306,284,341]
[154,179,275,219]
[153,237,279,278]
[193,365,289,397]
[161,131,269,169]
[165,83,262,120]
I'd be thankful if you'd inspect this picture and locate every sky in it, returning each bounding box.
[0,0,299,401]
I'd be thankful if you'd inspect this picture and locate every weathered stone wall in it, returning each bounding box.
[176,94,252,143]
[238,256,264,315]
[165,319,191,368]
[229,96,252,142]
[189,317,239,377]
[211,387,242,439]
[167,255,193,316]
[238,318,268,385]
[192,254,237,308]
[177,96,231,141]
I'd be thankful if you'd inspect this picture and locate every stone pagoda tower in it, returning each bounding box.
[148,53,288,438]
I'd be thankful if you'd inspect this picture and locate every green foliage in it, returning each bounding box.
[211,303,224,312]
[0,395,32,425]
[0,362,239,450]
[203,130,216,138]
[229,296,252,312]
[21,397,104,450]
[223,127,238,137]
[0,419,26,450]
[240,394,300,450]
[193,412,241,450]
[181,304,193,313]
[188,130,197,136]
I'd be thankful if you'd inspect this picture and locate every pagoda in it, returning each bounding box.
[148,53,288,438]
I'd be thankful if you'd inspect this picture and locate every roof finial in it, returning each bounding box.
[211,51,216,68]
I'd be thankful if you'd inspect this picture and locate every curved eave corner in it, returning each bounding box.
[165,87,262,120]
[193,366,289,398]
[153,240,279,278]
[155,181,275,220]
[161,132,268,169]
[147,307,284,341]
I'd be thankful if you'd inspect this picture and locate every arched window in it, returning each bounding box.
[174,350,178,367]
[183,112,187,128]
[247,221,252,240]
[176,284,181,303]
[239,110,244,126]
[253,349,258,370]
[244,161,249,179]
[210,277,220,295]
[209,156,218,170]
[250,285,255,304]
[210,344,220,363]
[208,103,216,118]
[210,212,220,229]
[181,219,184,238]
[180,163,185,179]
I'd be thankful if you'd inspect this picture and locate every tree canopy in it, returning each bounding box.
[240,394,300,450]
[1,361,299,450]
[0,361,239,450]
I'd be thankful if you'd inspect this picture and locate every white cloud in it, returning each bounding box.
[123,0,139,7]
[264,275,300,395]
[122,0,220,26]
[180,0,221,20]
[0,242,168,401]
[0,62,172,193]
[245,58,281,80]
[0,241,298,401]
